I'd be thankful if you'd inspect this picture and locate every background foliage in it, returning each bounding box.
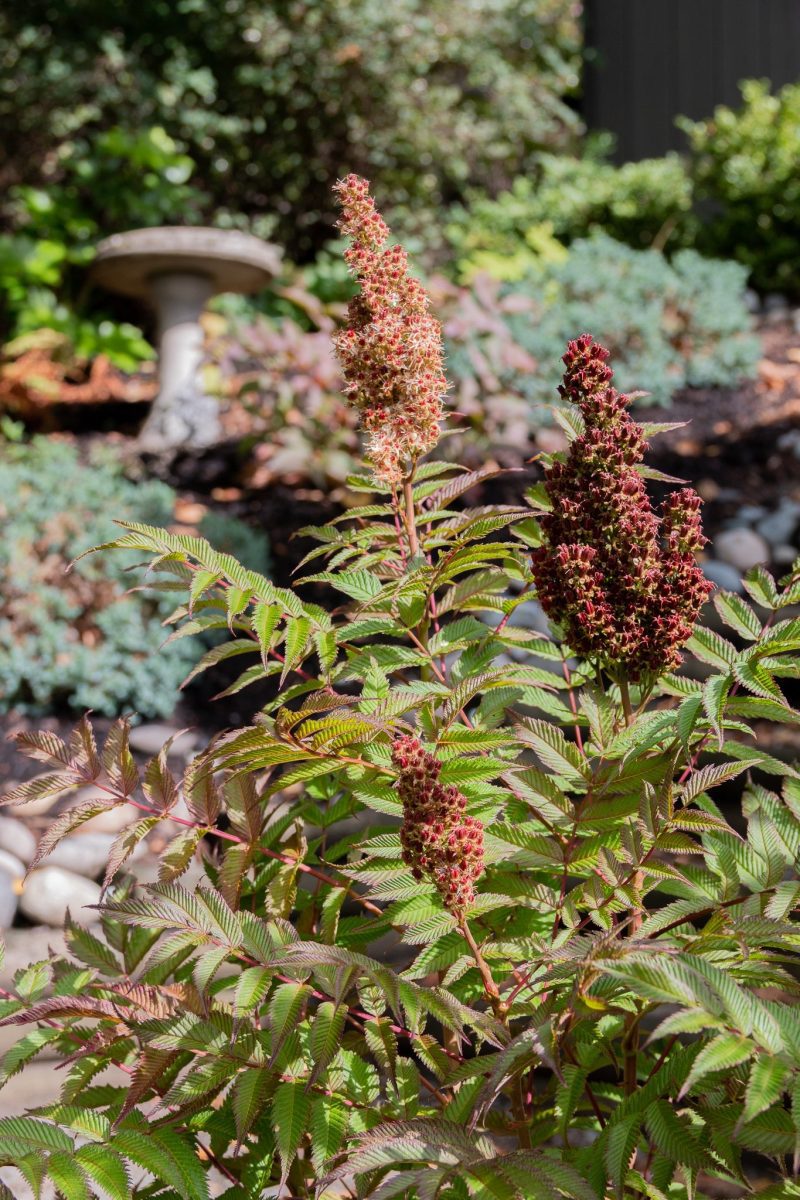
[216,236,759,491]
[0,436,270,717]
[2,2,790,429]
[0,125,203,363]
[444,150,696,279]
[0,0,582,260]
[681,78,800,295]
[494,236,760,408]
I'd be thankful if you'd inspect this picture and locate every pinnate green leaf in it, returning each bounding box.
[308,1002,348,1084]
[644,1100,704,1168]
[252,601,283,666]
[733,656,785,702]
[512,716,588,784]
[714,591,761,639]
[281,616,312,683]
[604,1116,641,1194]
[0,1116,73,1154]
[305,569,383,602]
[74,1144,131,1200]
[679,1034,754,1097]
[45,1153,92,1200]
[272,1080,311,1184]
[702,673,730,746]
[234,966,272,1016]
[232,1066,272,1145]
[680,758,756,803]
[742,565,779,610]
[741,1054,789,1124]
[310,1095,349,1175]
[685,626,737,670]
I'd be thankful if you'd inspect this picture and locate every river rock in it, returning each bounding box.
[773,543,799,565]
[513,600,551,633]
[8,778,66,817]
[129,724,200,757]
[735,504,768,525]
[20,867,101,927]
[714,528,769,572]
[0,850,25,882]
[46,831,145,880]
[778,428,800,459]
[0,816,37,864]
[0,927,68,986]
[756,501,800,548]
[702,559,744,594]
[763,292,791,320]
[47,832,116,879]
[0,874,17,929]
[744,288,760,314]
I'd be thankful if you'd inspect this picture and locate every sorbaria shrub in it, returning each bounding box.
[2,179,800,1200]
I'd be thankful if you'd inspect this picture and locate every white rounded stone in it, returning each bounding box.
[128,724,200,757]
[45,832,146,880]
[20,868,101,927]
[0,874,18,930]
[47,833,116,879]
[714,528,770,573]
[69,791,141,835]
[773,543,799,565]
[702,559,744,594]
[7,787,62,818]
[0,927,67,986]
[756,501,800,548]
[0,816,37,864]
[0,850,25,882]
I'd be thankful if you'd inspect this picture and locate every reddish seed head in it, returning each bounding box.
[391,736,484,917]
[532,337,712,681]
[332,175,447,485]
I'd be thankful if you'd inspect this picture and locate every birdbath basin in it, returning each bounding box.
[91,227,280,452]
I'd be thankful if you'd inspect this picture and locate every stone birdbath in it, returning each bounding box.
[91,227,280,452]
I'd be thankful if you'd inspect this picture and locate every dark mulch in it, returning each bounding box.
[640,320,800,451]
[637,318,800,510]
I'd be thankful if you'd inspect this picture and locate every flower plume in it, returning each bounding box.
[392,735,484,917]
[333,174,447,485]
[532,335,712,681]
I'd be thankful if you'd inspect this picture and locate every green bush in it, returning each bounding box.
[0,437,268,717]
[0,0,581,259]
[446,152,695,281]
[680,78,800,295]
[450,235,760,411]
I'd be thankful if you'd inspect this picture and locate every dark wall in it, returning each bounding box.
[583,0,800,161]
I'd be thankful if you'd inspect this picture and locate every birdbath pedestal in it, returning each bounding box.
[91,227,279,452]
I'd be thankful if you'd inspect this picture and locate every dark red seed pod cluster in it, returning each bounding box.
[332,174,447,485]
[391,735,484,918]
[532,335,712,681]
